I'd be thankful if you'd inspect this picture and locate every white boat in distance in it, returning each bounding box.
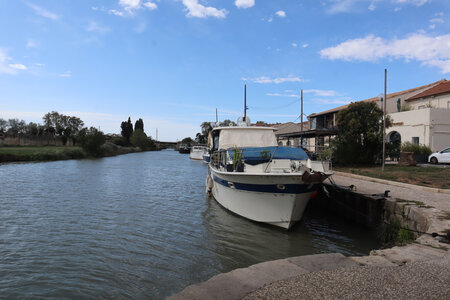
[190,145,208,160]
[206,126,332,229]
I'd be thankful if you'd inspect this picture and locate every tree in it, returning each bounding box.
[121,117,133,145]
[130,129,148,149]
[27,122,39,136]
[135,118,144,132]
[332,101,392,165]
[7,119,27,136]
[221,119,237,127]
[181,137,194,146]
[77,127,105,156]
[0,118,7,134]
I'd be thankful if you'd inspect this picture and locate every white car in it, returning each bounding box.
[428,147,450,164]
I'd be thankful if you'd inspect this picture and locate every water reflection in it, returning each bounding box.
[0,150,378,299]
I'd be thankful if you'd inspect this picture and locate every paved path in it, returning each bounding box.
[331,172,450,211]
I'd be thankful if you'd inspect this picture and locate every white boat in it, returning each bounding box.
[190,145,208,160]
[202,152,210,164]
[206,126,332,229]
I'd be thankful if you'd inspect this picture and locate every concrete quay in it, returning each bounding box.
[170,173,450,300]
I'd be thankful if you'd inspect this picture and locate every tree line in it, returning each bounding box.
[0,112,157,157]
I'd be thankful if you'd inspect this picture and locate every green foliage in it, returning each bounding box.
[397,227,415,245]
[332,101,392,165]
[221,119,237,127]
[134,118,144,132]
[181,137,194,146]
[77,127,105,156]
[231,147,244,171]
[376,218,415,247]
[317,147,332,161]
[111,136,128,147]
[42,111,84,139]
[401,142,432,156]
[121,117,134,144]
[130,129,149,149]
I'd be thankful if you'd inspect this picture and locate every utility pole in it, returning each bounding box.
[300,89,303,147]
[216,108,218,123]
[382,69,387,172]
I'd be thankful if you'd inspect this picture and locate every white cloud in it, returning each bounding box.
[320,33,450,73]
[182,0,228,19]
[393,0,429,6]
[291,43,297,47]
[0,49,23,74]
[303,89,340,97]
[91,6,99,11]
[235,0,255,9]
[267,89,341,98]
[26,40,37,48]
[243,75,305,84]
[112,0,157,16]
[8,64,27,70]
[276,10,286,18]
[109,9,124,16]
[143,2,157,10]
[59,71,72,78]
[35,63,45,67]
[26,2,60,20]
[86,21,110,34]
[326,0,429,14]
[302,44,309,48]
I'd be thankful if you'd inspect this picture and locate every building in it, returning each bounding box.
[278,79,450,152]
[388,80,450,151]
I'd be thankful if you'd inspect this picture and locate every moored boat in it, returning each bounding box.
[206,126,332,229]
[178,144,190,154]
[190,145,208,160]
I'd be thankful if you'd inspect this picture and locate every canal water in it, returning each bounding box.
[0,150,378,299]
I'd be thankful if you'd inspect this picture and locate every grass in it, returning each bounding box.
[0,144,142,163]
[0,146,86,162]
[335,165,450,189]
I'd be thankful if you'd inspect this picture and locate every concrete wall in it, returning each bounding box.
[430,108,450,151]
[387,108,450,151]
[406,93,450,110]
[0,135,74,146]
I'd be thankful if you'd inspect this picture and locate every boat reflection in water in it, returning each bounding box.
[206,124,332,229]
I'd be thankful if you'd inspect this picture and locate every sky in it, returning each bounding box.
[1,0,449,141]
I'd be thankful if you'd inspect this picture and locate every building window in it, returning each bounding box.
[412,137,419,145]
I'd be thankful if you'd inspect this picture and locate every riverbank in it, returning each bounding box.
[0,144,154,163]
[171,172,450,299]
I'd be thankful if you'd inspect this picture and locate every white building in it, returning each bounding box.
[387,80,450,151]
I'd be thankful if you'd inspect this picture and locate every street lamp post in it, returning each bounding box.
[382,69,387,172]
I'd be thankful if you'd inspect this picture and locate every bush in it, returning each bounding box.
[111,136,127,147]
[77,127,105,156]
[130,129,148,150]
[401,142,432,156]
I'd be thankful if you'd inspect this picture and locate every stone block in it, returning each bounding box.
[349,255,397,267]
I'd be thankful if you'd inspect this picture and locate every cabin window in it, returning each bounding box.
[412,137,419,145]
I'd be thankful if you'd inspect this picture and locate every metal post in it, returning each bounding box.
[300,89,303,147]
[216,108,218,123]
[244,84,247,122]
[382,69,387,172]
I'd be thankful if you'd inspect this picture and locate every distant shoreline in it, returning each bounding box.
[0,145,160,163]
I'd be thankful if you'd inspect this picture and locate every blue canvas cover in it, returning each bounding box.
[227,146,309,165]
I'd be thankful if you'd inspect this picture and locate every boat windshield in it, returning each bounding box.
[227,146,309,165]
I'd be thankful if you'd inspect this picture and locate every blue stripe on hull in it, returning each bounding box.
[212,174,318,194]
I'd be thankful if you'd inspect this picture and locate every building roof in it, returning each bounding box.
[309,79,447,118]
[406,80,450,101]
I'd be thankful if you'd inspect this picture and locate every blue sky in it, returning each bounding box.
[1,0,449,141]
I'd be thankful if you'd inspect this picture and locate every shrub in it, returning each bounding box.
[130,129,148,150]
[401,142,432,156]
[77,127,105,156]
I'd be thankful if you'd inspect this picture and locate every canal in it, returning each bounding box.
[0,150,378,299]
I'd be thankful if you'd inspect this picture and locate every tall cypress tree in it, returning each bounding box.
[121,117,134,144]
[135,118,144,132]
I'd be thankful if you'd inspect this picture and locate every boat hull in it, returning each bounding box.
[209,167,319,229]
[190,151,204,160]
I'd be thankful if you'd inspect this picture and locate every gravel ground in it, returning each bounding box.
[243,256,450,300]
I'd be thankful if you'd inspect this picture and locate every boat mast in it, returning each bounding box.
[301,89,303,147]
[244,84,247,122]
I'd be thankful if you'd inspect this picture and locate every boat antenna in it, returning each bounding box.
[216,108,218,123]
[300,89,303,147]
[244,84,248,121]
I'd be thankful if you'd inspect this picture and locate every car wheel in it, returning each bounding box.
[430,157,438,164]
